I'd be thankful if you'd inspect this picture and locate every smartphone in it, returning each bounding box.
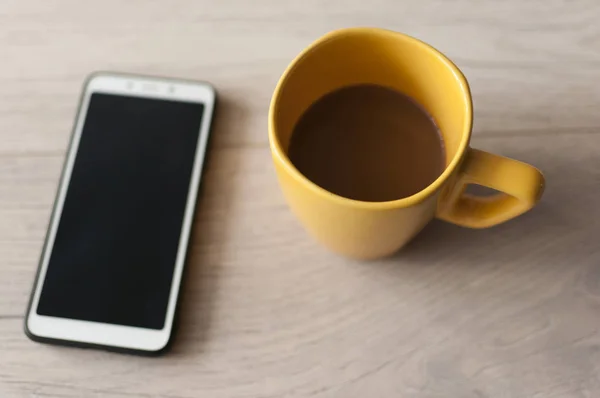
[25,73,216,354]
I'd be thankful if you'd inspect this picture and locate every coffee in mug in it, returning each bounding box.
[288,84,445,202]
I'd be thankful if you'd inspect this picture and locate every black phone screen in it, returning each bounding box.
[36,93,204,330]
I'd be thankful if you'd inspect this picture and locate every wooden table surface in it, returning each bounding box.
[2,1,600,397]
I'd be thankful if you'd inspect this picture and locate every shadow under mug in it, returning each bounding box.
[269,28,545,259]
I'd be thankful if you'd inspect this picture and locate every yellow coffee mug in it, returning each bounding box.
[269,28,545,259]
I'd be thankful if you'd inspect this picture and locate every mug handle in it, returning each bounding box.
[437,148,545,228]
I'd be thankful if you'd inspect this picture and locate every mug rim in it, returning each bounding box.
[269,27,473,210]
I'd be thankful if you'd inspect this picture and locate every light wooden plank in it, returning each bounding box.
[2,0,600,397]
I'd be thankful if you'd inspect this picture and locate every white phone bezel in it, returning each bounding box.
[26,73,215,352]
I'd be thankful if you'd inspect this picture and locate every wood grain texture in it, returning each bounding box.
[1,1,600,397]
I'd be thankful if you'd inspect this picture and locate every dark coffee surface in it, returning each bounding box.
[288,84,445,202]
